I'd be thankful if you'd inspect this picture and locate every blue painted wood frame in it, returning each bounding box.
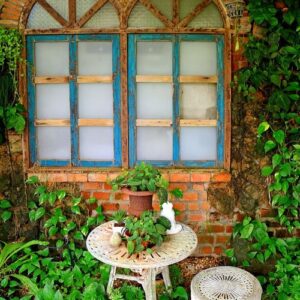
[27,34,121,167]
[128,34,225,168]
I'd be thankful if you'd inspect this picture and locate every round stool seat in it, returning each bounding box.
[191,266,262,300]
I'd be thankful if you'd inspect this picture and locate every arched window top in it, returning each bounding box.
[25,0,229,31]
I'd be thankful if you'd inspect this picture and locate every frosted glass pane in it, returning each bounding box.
[128,3,164,28]
[150,0,172,19]
[27,3,61,29]
[46,0,68,21]
[37,127,70,160]
[76,0,98,21]
[35,42,69,76]
[79,127,114,160]
[180,42,217,76]
[189,3,223,28]
[180,0,203,20]
[137,127,172,160]
[78,42,112,75]
[36,84,70,119]
[78,84,113,118]
[84,3,119,28]
[137,42,172,75]
[137,83,172,119]
[180,84,217,119]
[180,127,217,160]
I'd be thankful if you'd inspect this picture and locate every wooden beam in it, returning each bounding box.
[37,0,68,27]
[77,76,113,83]
[173,0,179,25]
[68,0,76,26]
[178,0,211,28]
[179,119,217,127]
[34,76,69,84]
[78,119,114,126]
[136,119,172,127]
[136,75,172,83]
[76,0,108,28]
[179,75,218,83]
[139,0,174,28]
[35,119,70,126]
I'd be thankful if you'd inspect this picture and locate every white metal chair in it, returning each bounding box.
[191,266,262,300]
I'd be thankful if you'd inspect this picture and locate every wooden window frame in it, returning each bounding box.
[128,33,225,168]
[26,34,122,167]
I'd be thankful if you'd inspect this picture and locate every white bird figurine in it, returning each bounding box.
[160,202,182,234]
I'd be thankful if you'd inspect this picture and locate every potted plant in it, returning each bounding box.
[109,210,126,234]
[109,162,169,216]
[123,211,171,254]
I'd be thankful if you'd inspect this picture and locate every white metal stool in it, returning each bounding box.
[191,266,262,300]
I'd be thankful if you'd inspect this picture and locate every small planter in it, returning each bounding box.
[112,222,125,235]
[122,188,154,217]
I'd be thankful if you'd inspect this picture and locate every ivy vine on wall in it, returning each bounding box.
[0,27,25,144]
[226,0,300,299]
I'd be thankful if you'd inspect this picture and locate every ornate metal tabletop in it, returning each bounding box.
[86,221,198,269]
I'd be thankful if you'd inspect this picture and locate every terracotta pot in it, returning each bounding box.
[122,188,154,217]
[274,1,287,9]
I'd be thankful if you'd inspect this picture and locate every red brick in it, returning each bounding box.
[47,173,67,182]
[206,224,225,233]
[67,173,87,182]
[198,235,214,244]
[102,203,119,211]
[214,247,224,255]
[191,173,211,182]
[104,183,112,190]
[175,214,185,222]
[173,202,186,211]
[28,173,48,182]
[88,173,107,182]
[211,172,231,183]
[81,191,91,200]
[188,203,200,211]
[226,225,233,233]
[198,191,208,201]
[119,203,129,211]
[234,212,245,222]
[216,235,230,244]
[93,192,110,201]
[189,214,205,222]
[199,246,212,255]
[161,173,170,181]
[200,201,210,211]
[82,182,103,190]
[169,183,188,192]
[114,193,129,201]
[183,192,198,201]
[259,208,276,218]
[192,184,205,191]
[170,173,190,183]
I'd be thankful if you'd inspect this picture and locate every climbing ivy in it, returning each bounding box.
[226,0,300,299]
[0,27,25,143]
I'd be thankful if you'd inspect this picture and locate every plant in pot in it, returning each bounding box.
[109,210,126,234]
[123,211,171,255]
[109,162,169,216]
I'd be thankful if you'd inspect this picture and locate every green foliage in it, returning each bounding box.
[0,199,12,223]
[109,283,145,300]
[226,217,300,299]
[227,1,300,298]
[124,211,171,254]
[109,210,127,224]
[26,176,105,249]
[169,265,184,288]
[0,27,25,143]
[158,287,188,300]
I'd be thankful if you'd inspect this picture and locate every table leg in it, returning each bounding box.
[162,267,172,289]
[142,269,157,300]
[107,266,117,293]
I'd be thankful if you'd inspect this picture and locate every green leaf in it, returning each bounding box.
[273,130,285,145]
[56,240,64,248]
[270,74,281,87]
[0,199,11,209]
[127,240,135,255]
[264,140,276,153]
[26,176,39,184]
[240,224,254,239]
[224,248,234,258]
[261,166,273,177]
[272,154,282,168]
[257,122,270,135]
[48,192,57,206]
[72,197,81,206]
[57,190,66,200]
[283,11,295,24]
[48,226,58,237]
[1,210,12,222]
[71,205,81,215]
[73,231,84,240]
[172,286,188,300]
[10,274,38,295]
[34,207,45,221]
[279,163,291,177]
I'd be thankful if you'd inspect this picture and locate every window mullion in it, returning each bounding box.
[69,35,79,166]
[173,35,180,164]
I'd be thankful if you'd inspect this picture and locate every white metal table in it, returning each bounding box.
[87,221,198,300]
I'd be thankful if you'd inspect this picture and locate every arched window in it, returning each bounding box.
[25,0,230,169]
